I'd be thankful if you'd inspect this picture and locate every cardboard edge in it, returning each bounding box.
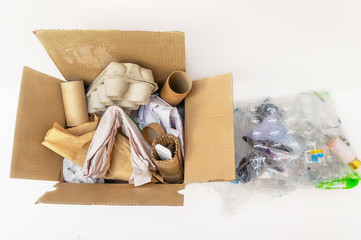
[10,66,65,181]
[9,66,29,179]
[33,29,186,87]
[36,183,185,206]
[184,73,236,184]
[33,29,185,35]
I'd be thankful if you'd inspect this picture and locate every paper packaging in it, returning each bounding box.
[42,115,99,166]
[142,123,165,145]
[60,80,89,127]
[42,114,133,182]
[86,62,158,113]
[104,131,133,181]
[160,71,192,106]
[10,30,235,206]
[82,106,156,186]
[151,134,183,184]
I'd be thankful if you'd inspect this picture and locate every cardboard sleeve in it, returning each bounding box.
[151,134,183,184]
[160,71,192,106]
[142,123,166,145]
[61,80,89,127]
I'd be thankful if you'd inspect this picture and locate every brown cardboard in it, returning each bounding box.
[151,134,183,184]
[37,183,184,206]
[160,71,192,106]
[34,30,186,86]
[142,123,166,145]
[11,30,235,206]
[10,67,65,181]
[184,73,235,183]
[60,80,89,127]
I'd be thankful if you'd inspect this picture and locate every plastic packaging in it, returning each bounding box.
[234,91,360,192]
[328,136,361,174]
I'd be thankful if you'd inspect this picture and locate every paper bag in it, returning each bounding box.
[42,115,99,166]
[104,131,133,181]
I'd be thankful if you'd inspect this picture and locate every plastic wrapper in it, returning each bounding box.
[234,91,360,193]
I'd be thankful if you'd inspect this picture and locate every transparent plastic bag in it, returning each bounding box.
[234,90,360,193]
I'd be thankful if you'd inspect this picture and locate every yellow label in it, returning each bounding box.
[310,150,323,154]
[348,158,361,170]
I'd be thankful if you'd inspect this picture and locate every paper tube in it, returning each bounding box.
[160,71,192,106]
[151,134,183,184]
[142,123,166,145]
[61,81,89,127]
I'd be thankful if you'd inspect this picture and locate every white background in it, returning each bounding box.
[1,0,361,239]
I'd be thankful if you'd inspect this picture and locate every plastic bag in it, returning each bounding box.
[234,90,360,193]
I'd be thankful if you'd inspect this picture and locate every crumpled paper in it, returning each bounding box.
[82,106,156,186]
[43,114,134,182]
[104,131,133,181]
[63,158,104,183]
[42,115,99,166]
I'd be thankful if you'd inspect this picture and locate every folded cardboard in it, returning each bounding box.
[10,30,235,206]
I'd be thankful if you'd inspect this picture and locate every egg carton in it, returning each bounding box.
[86,62,158,113]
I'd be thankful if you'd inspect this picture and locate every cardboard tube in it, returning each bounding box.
[142,123,165,145]
[61,81,89,127]
[151,134,183,184]
[160,71,192,106]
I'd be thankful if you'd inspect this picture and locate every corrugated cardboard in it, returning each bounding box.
[151,134,183,184]
[10,67,65,181]
[10,30,235,206]
[37,183,184,206]
[184,73,235,183]
[34,30,186,86]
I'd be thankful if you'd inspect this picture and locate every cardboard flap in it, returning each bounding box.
[184,73,235,183]
[34,30,186,86]
[37,183,184,206]
[10,67,65,181]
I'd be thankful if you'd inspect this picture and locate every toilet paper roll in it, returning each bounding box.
[151,134,183,184]
[142,123,166,145]
[160,71,192,106]
[61,81,89,127]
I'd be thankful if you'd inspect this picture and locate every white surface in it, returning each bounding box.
[1,0,361,239]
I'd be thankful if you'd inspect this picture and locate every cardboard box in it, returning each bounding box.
[10,30,235,206]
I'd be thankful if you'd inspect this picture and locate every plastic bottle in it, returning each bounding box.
[328,136,361,174]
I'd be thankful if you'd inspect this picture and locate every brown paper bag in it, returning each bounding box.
[104,131,133,181]
[42,115,99,166]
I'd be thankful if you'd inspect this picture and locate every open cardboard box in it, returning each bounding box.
[10,30,235,206]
